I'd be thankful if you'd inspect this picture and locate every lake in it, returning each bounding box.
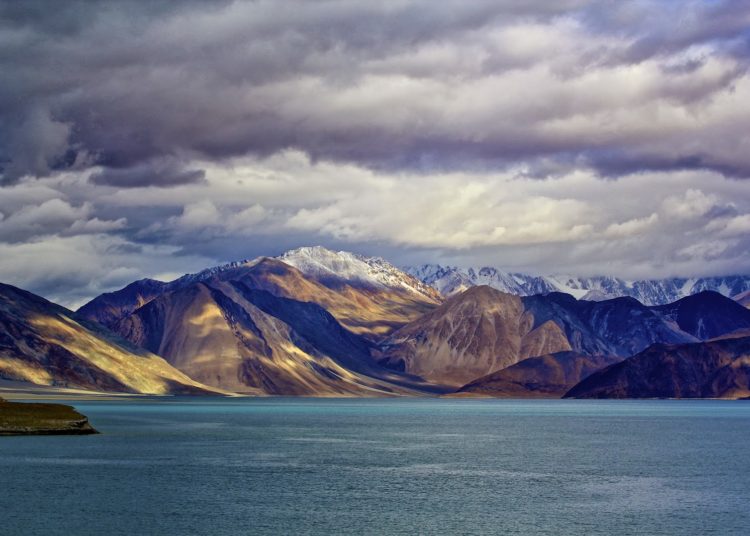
[1,398,748,535]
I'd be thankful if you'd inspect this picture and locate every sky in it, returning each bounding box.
[2,0,750,307]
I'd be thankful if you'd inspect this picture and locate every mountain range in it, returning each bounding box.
[3,246,750,399]
[407,264,750,305]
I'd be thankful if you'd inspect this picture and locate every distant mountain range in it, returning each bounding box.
[406,264,750,305]
[3,246,750,399]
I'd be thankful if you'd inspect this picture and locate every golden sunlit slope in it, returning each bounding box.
[79,256,441,340]
[223,258,440,338]
[0,283,225,395]
[116,279,428,396]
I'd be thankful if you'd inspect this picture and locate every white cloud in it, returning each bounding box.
[2,1,750,304]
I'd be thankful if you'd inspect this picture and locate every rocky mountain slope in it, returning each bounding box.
[115,275,433,396]
[565,336,750,399]
[455,352,622,398]
[653,291,750,340]
[279,246,441,302]
[77,278,168,330]
[734,290,750,308]
[408,264,750,305]
[80,248,441,338]
[0,283,222,395]
[376,287,572,386]
[378,286,698,387]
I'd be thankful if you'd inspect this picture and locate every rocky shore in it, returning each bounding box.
[0,397,98,435]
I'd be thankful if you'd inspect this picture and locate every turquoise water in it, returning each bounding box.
[1,398,749,535]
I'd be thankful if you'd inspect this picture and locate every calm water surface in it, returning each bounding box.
[1,398,749,535]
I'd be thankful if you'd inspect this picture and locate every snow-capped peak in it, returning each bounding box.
[278,246,440,301]
[405,264,750,305]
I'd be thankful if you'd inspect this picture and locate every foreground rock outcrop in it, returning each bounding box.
[0,397,97,435]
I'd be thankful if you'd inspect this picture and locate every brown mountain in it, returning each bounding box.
[564,336,750,399]
[377,286,572,387]
[455,352,622,398]
[0,283,223,395]
[115,278,432,396]
[378,286,695,387]
[77,278,167,330]
[80,257,440,339]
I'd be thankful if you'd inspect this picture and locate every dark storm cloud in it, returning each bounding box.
[89,160,206,188]
[3,1,750,306]
[2,0,750,185]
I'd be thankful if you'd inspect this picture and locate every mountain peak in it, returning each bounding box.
[278,246,441,302]
[407,263,750,305]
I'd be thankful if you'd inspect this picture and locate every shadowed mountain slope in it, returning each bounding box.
[77,278,167,330]
[80,252,441,339]
[455,351,623,398]
[0,283,222,395]
[523,293,697,356]
[653,291,750,340]
[377,287,573,386]
[379,286,696,387]
[565,336,750,399]
[115,278,432,396]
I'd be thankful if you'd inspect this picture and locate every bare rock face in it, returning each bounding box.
[378,287,573,387]
[455,352,623,398]
[0,283,222,395]
[70,251,750,398]
[652,291,750,340]
[115,278,428,396]
[521,293,696,356]
[0,398,98,435]
[378,286,695,388]
[77,279,167,330]
[565,336,750,399]
[80,255,441,340]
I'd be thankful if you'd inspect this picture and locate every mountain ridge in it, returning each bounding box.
[564,336,750,399]
[377,285,707,387]
[0,282,224,395]
[407,263,750,305]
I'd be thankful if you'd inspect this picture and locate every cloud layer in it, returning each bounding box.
[1,1,750,305]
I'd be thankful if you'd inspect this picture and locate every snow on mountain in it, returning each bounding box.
[150,245,440,301]
[169,258,258,288]
[406,264,750,305]
[735,290,750,308]
[278,246,440,301]
[407,264,557,297]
